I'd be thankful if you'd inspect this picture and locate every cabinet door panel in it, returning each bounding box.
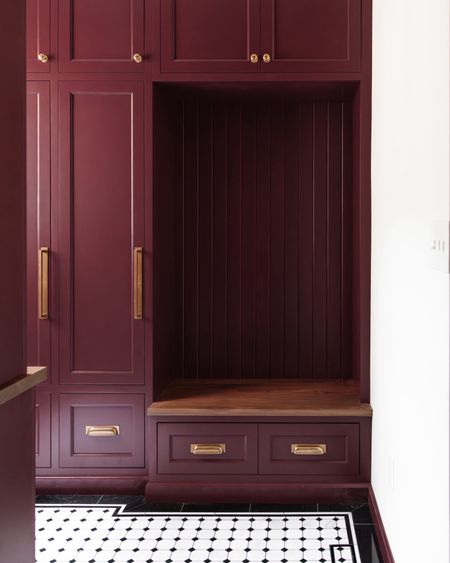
[161,0,260,73]
[261,0,361,72]
[59,82,145,385]
[27,82,51,376]
[59,0,144,72]
[27,0,51,72]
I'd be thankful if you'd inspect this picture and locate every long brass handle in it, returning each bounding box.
[190,443,226,455]
[134,247,143,319]
[38,247,49,319]
[86,425,120,437]
[291,444,327,456]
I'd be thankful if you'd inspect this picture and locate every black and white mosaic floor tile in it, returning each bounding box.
[35,504,362,563]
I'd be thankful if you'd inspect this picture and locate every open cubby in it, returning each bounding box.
[153,82,363,409]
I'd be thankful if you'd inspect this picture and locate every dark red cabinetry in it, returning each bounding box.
[27,0,51,72]
[59,0,145,72]
[161,0,361,73]
[26,0,372,499]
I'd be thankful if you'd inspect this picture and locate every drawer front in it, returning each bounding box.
[59,394,145,468]
[158,423,258,475]
[259,423,359,476]
[35,391,51,468]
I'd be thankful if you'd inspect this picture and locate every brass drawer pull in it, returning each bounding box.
[38,247,49,319]
[291,443,327,456]
[190,443,226,455]
[85,425,120,437]
[134,247,143,319]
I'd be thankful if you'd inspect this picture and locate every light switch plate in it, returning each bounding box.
[430,220,450,273]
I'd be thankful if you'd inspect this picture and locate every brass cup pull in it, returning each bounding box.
[38,53,49,63]
[38,247,49,319]
[133,53,143,63]
[134,247,143,319]
[250,53,259,63]
[190,443,226,455]
[86,425,120,437]
[262,53,271,63]
[291,444,327,456]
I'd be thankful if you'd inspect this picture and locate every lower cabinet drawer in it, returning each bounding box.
[59,394,145,468]
[259,423,360,476]
[157,423,258,475]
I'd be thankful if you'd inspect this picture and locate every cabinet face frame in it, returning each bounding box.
[58,0,145,72]
[27,0,51,72]
[160,0,261,73]
[260,0,362,73]
[58,81,145,386]
[26,81,51,376]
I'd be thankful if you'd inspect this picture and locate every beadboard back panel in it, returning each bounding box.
[154,86,354,384]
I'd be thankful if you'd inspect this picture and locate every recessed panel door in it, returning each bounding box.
[26,82,51,377]
[58,81,145,385]
[161,0,261,72]
[260,0,361,72]
[59,0,144,72]
[27,0,51,71]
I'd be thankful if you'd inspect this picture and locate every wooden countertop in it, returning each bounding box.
[0,366,47,407]
[147,379,372,417]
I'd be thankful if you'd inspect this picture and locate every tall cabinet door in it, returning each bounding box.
[59,0,144,72]
[260,0,361,72]
[27,0,51,72]
[27,82,51,374]
[58,81,145,385]
[161,0,261,73]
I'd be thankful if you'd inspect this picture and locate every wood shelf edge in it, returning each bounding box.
[146,404,373,417]
[0,366,47,407]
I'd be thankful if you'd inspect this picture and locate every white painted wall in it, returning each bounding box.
[371,1,450,561]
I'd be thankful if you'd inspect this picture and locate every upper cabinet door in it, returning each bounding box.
[161,0,261,73]
[59,0,145,72]
[58,81,145,385]
[260,0,361,72]
[27,0,51,72]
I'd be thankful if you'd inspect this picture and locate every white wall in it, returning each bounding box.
[371,1,450,562]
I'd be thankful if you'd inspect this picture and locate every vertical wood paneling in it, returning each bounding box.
[269,104,286,377]
[255,104,270,379]
[226,104,243,378]
[168,93,353,380]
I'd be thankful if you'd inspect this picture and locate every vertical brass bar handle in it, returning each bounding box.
[134,247,143,319]
[38,247,49,319]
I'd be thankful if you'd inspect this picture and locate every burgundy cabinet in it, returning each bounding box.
[35,391,51,468]
[26,81,51,376]
[161,0,261,73]
[157,422,258,475]
[161,0,361,73]
[27,0,51,72]
[58,81,145,385]
[59,0,145,72]
[59,394,145,468]
[259,423,360,476]
[260,0,361,72]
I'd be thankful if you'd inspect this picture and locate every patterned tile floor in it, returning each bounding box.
[35,496,383,563]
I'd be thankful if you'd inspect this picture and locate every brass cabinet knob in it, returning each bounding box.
[262,53,271,63]
[133,53,143,63]
[250,53,259,63]
[38,53,49,63]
